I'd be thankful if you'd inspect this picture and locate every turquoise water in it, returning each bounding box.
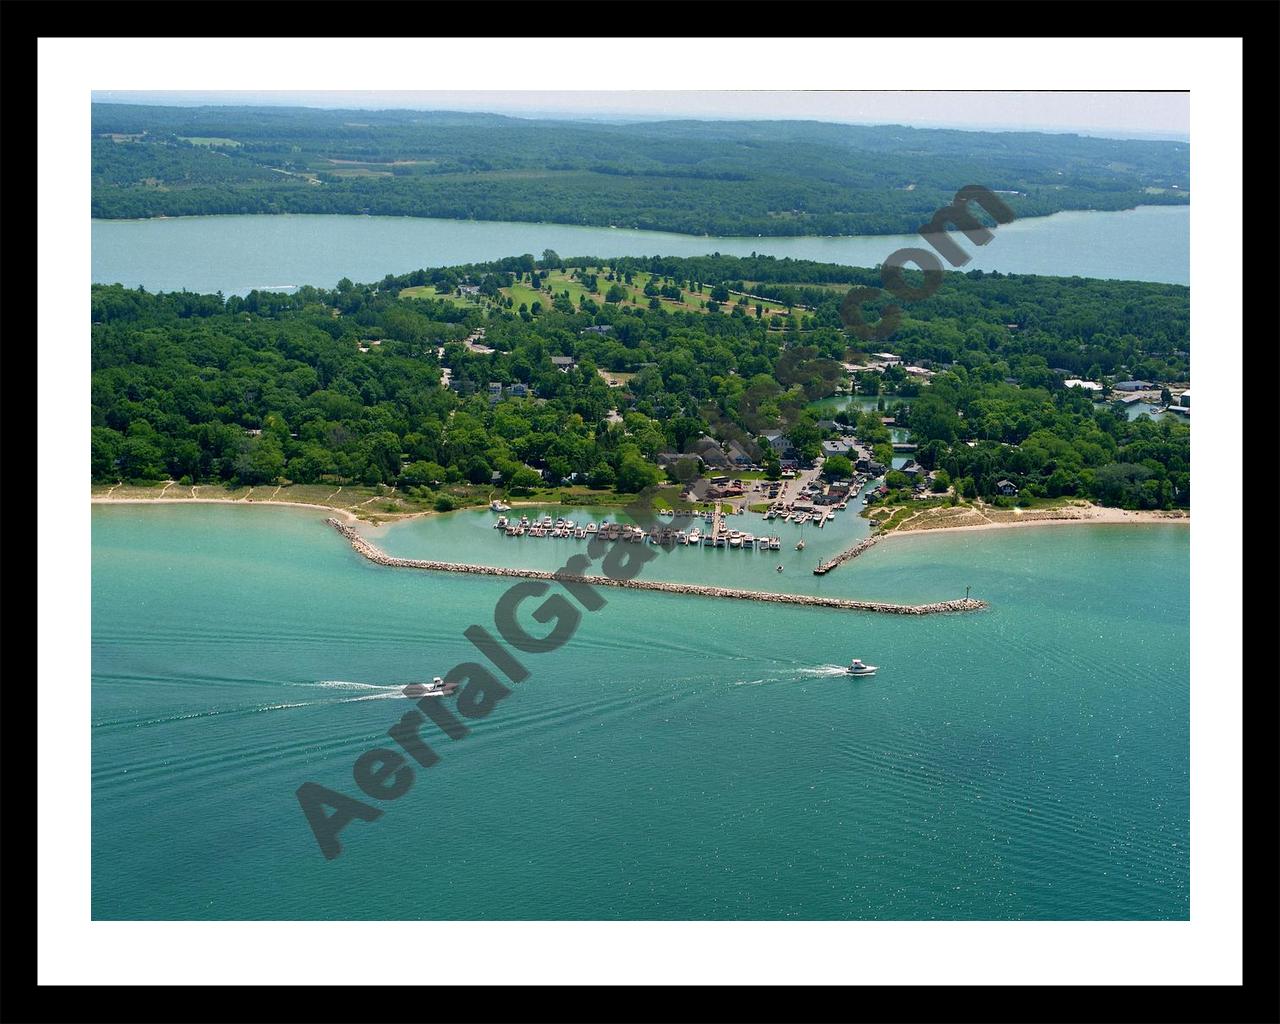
[92,504,1189,920]
[91,205,1189,295]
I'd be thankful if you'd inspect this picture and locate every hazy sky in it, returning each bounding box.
[92,90,1190,141]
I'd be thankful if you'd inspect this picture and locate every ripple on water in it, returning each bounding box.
[91,504,1189,920]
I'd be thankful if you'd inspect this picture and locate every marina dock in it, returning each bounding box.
[327,519,987,615]
[492,509,784,551]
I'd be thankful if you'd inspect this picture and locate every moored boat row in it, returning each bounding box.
[498,522,783,550]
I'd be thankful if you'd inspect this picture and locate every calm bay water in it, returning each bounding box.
[91,204,1189,296]
[92,504,1189,920]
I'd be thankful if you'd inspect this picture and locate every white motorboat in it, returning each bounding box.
[413,676,460,697]
[846,659,878,677]
[490,499,511,513]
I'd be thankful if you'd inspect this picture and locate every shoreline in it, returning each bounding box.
[92,494,1189,537]
[88,493,638,524]
[90,496,364,522]
[91,202,1190,242]
[880,503,1188,538]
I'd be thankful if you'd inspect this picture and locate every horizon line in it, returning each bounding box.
[89,94,1191,145]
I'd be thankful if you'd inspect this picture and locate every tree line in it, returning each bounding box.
[90,104,1190,238]
[91,253,1189,511]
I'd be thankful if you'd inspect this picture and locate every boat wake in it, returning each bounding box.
[731,664,852,687]
[337,690,414,702]
[94,682,425,730]
[300,680,415,702]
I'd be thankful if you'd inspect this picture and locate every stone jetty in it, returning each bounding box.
[813,532,883,575]
[327,519,987,616]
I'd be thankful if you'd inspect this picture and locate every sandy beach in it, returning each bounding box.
[90,495,365,523]
[882,501,1189,537]
[87,493,638,525]
[87,492,639,526]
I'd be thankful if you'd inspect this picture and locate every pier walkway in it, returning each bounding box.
[813,533,884,575]
[328,519,987,616]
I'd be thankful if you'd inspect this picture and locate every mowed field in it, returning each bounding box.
[502,268,798,320]
[398,268,811,326]
[398,285,482,309]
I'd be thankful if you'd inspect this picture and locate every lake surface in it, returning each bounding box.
[92,504,1189,920]
[91,205,1189,296]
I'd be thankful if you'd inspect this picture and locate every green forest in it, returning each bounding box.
[91,104,1190,237]
[91,253,1189,510]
